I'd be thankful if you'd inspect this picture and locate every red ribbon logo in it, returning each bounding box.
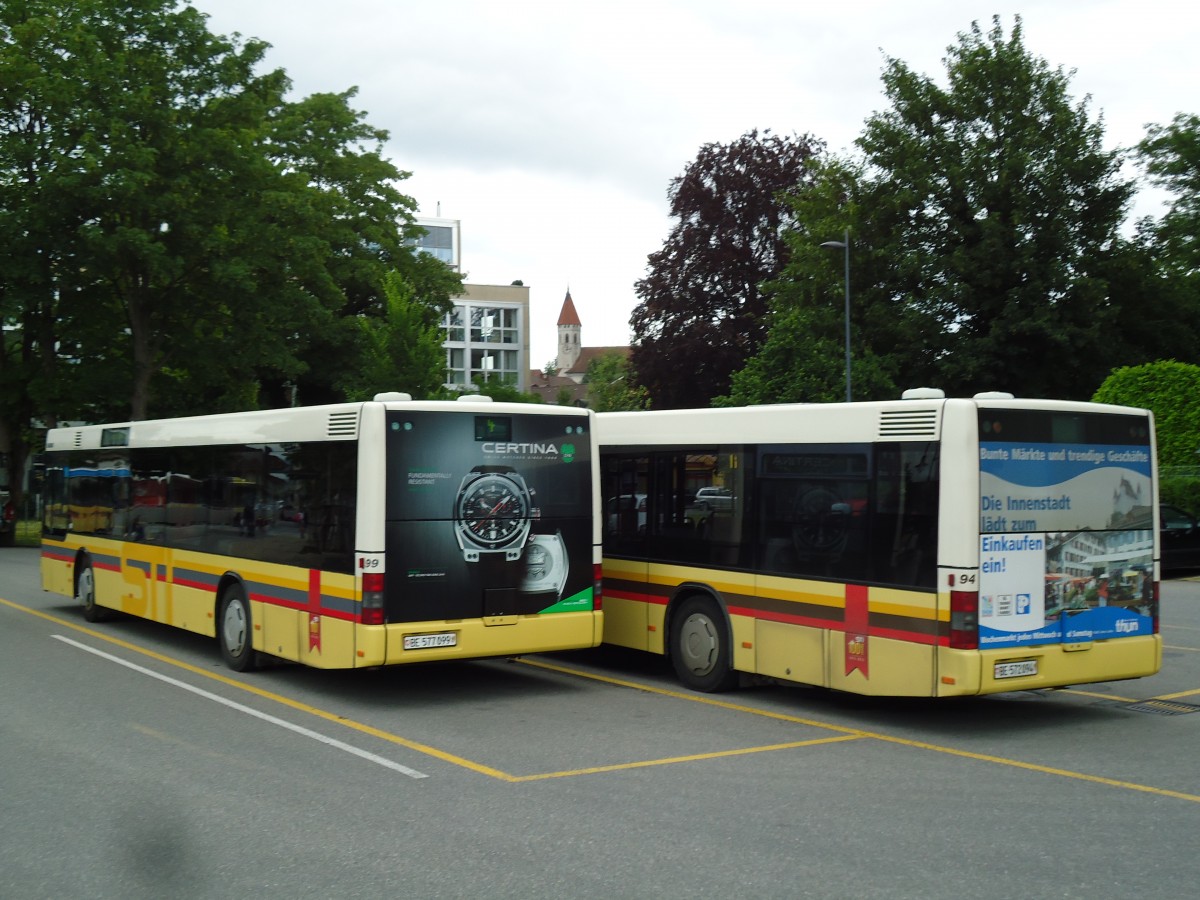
[307,569,322,653]
[844,584,869,677]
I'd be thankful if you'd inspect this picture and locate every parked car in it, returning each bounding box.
[1160,503,1200,572]
[606,493,647,536]
[695,486,735,511]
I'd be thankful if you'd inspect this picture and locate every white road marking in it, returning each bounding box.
[51,634,428,779]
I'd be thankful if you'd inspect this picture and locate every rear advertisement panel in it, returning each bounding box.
[384,410,594,623]
[977,410,1154,648]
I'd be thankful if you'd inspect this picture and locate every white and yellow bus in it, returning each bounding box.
[598,391,1161,696]
[41,393,601,670]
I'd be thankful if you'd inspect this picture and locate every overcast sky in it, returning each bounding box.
[191,0,1196,369]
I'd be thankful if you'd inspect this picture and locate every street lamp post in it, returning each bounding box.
[820,229,851,402]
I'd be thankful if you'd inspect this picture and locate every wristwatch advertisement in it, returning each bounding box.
[520,532,569,599]
[383,410,593,621]
[454,465,537,562]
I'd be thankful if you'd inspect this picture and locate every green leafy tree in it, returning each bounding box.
[851,15,1134,400]
[585,352,649,411]
[0,0,437,435]
[1130,114,1200,374]
[630,129,825,409]
[1139,113,1200,277]
[1093,226,1200,371]
[255,95,462,408]
[1,0,299,421]
[337,272,447,401]
[1093,360,1200,509]
[720,157,927,404]
[1093,361,1200,468]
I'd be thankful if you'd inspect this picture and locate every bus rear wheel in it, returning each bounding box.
[218,583,257,672]
[77,560,109,623]
[670,595,737,692]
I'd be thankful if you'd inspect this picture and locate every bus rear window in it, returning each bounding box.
[979,409,1151,446]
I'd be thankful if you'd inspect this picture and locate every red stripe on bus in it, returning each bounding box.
[172,578,218,593]
[611,591,944,647]
[246,592,357,623]
[605,587,667,605]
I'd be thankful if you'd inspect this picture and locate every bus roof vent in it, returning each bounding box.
[901,388,945,400]
[73,430,84,448]
[373,391,412,402]
[458,394,492,403]
[879,408,939,438]
[327,410,359,438]
[974,391,1015,400]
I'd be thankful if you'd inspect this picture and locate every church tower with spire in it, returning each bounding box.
[556,289,582,372]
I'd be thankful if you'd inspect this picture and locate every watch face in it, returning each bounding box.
[458,474,529,548]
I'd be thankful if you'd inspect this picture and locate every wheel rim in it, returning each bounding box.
[77,568,95,610]
[677,612,720,676]
[222,597,248,657]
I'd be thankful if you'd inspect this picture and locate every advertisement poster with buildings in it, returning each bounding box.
[978,437,1154,648]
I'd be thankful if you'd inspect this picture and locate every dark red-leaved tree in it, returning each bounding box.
[630,129,824,409]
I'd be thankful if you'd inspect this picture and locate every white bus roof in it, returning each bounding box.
[45,397,590,452]
[596,397,1150,446]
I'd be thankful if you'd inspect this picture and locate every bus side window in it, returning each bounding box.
[873,443,939,588]
[42,464,68,536]
[756,446,868,580]
[603,454,648,553]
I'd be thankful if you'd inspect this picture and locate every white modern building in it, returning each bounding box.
[413,215,531,392]
[410,215,461,270]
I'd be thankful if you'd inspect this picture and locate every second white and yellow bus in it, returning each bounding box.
[597,392,1161,696]
[41,393,601,670]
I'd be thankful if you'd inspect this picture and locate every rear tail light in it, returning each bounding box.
[949,590,978,649]
[593,563,603,610]
[1152,579,1160,634]
[361,572,385,625]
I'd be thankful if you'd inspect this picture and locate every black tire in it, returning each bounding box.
[669,595,737,692]
[218,583,257,672]
[76,560,109,623]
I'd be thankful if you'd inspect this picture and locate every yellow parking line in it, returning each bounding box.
[1059,687,1139,702]
[519,658,1200,803]
[865,733,1200,802]
[1150,688,1200,701]
[511,735,864,782]
[7,596,1200,799]
[520,658,867,734]
[1,598,515,781]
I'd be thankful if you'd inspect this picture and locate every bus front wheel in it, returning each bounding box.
[670,595,737,692]
[218,584,257,672]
